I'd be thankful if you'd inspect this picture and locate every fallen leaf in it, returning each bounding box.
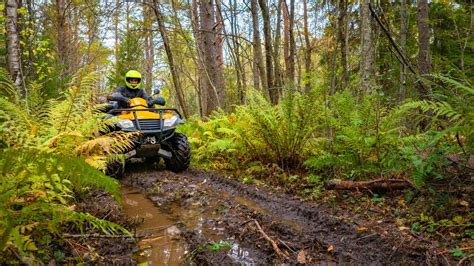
[459,200,469,207]
[327,245,334,252]
[297,250,306,264]
[357,227,367,231]
[398,226,409,231]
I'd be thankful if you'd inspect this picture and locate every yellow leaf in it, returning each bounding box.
[397,199,406,206]
[357,227,367,231]
[459,200,469,207]
[327,245,333,252]
[398,226,409,231]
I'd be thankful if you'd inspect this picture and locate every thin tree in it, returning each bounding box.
[250,0,266,94]
[399,0,407,102]
[143,4,154,93]
[338,0,349,89]
[303,0,312,93]
[417,0,431,99]
[55,0,71,78]
[6,0,25,96]
[273,0,283,94]
[359,0,376,96]
[191,0,206,116]
[258,0,277,104]
[152,0,189,117]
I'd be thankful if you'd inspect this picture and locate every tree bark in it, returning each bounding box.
[55,0,71,78]
[258,0,277,104]
[229,0,246,104]
[191,0,206,116]
[198,0,223,115]
[273,0,283,95]
[143,4,154,93]
[303,0,312,93]
[288,0,296,84]
[6,0,25,96]
[399,0,407,103]
[250,0,266,94]
[282,1,290,82]
[339,0,349,89]
[152,0,189,118]
[326,178,411,191]
[329,2,339,96]
[359,0,376,96]
[417,0,431,100]
[214,0,225,109]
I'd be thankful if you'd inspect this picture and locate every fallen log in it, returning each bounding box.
[326,178,411,191]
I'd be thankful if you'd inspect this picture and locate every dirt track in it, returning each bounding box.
[121,164,430,264]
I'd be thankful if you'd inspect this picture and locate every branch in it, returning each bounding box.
[253,220,288,259]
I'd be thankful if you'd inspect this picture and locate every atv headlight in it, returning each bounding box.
[117,119,134,129]
[163,116,178,127]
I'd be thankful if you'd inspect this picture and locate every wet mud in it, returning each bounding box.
[121,164,432,265]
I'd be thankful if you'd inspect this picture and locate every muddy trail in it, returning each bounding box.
[121,164,429,265]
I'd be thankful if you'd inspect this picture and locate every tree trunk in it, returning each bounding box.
[6,0,24,96]
[55,0,71,78]
[229,0,245,104]
[114,0,119,74]
[339,0,349,89]
[359,0,376,96]
[273,0,283,95]
[329,2,339,96]
[143,4,154,93]
[250,0,266,94]
[258,0,277,104]
[214,0,225,109]
[417,0,431,99]
[282,1,290,83]
[399,0,407,103]
[152,0,188,118]
[199,0,222,115]
[303,0,312,93]
[288,0,296,84]
[191,0,206,117]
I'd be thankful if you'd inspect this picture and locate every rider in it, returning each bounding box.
[107,70,154,108]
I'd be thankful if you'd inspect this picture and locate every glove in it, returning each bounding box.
[123,98,131,108]
[153,97,166,106]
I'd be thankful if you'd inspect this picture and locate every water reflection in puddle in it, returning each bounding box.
[121,186,260,265]
[121,186,188,265]
[228,242,257,266]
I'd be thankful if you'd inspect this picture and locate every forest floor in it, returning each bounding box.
[94,162,472,265]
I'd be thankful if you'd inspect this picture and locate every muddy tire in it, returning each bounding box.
[164,133,191,172]
[106,159,125,178]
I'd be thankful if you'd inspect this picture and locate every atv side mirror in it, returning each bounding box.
[152,88,162,96]
[154,97,166,106]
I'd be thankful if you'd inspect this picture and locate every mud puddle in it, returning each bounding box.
[121,186,188,264]
[121,185,257,265]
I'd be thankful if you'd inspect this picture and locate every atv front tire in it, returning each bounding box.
[106,159,125,178]
[164,133,191,172]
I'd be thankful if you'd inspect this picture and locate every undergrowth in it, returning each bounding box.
[180,75,473,243]
[0,68,134,263]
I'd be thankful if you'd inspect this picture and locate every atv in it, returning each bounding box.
[104,96,191,177]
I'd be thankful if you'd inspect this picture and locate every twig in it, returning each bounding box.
[253,220,288,259]
[437,246,474,255]
[457,254,474,266]
[277,238,297,253]
[63,233,134,239]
